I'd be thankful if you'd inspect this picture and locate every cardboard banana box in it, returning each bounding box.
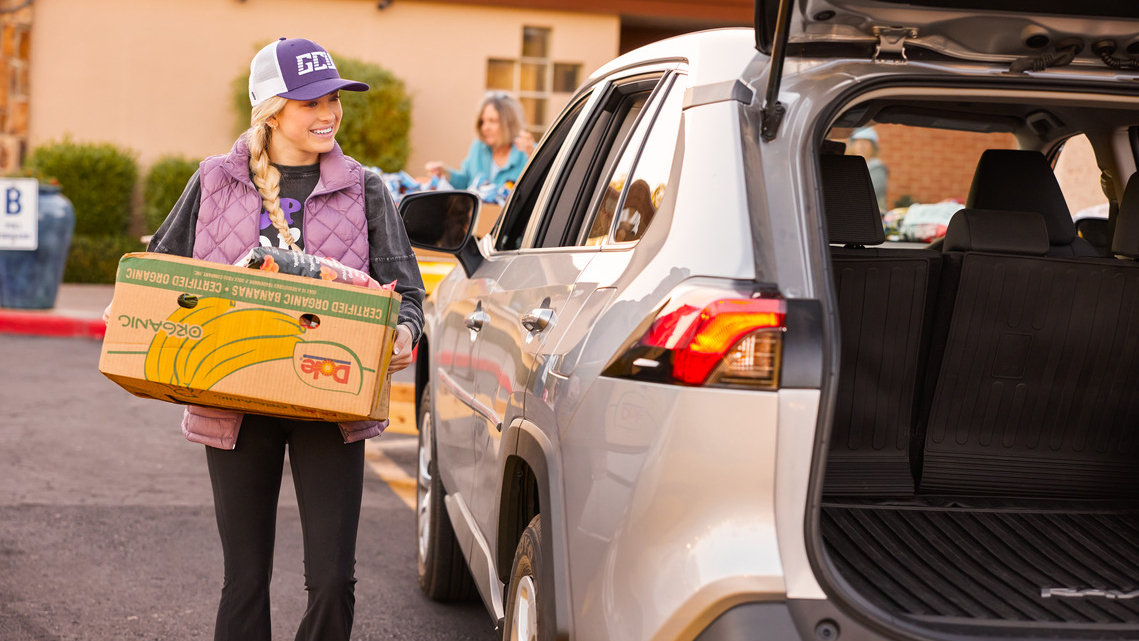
[99,252,400,422]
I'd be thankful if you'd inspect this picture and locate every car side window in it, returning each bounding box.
[606,76,685,244]
[579,94,650,246]
[494,95,590,252]
[535,75,662,249]
[575,75,680,247]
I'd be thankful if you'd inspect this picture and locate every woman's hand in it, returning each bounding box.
[515,130,535,156]
[388,324,415,373]
[424,161,448,179]
[102,302,112,326]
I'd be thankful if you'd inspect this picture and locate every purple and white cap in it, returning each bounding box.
[248,38,369,107]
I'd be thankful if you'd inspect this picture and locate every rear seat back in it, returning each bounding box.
[822,154,942,496]
[967,149,1098,257]
[1111,171,1139,259]
[920,208,1139,497]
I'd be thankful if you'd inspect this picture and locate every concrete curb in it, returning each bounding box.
[0,310,106,339]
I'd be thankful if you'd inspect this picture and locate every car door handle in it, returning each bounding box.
[521,308,555,333]
[465,309,489,332]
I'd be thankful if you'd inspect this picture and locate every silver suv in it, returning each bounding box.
[399,2,1139,639]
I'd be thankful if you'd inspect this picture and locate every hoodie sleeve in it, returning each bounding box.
[364,169,426,344]
[147,169,201,258]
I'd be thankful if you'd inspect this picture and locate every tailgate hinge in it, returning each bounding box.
[873,26,918,62]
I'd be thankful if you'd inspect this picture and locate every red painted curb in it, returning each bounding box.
[0,311,106,340]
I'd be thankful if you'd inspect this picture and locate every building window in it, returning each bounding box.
[486,59,515,91]
[552,63,580,93]
[522,25,548,58]
[486,26,583,137]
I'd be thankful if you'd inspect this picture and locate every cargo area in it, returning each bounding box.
[816,97,1139,635]
[822,499,1139,630]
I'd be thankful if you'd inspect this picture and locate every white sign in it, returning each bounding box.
[0,178,38,251]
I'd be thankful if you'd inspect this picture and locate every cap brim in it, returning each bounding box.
[279,78,370,101]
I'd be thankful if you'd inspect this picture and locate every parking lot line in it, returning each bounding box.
[365,443,416,510]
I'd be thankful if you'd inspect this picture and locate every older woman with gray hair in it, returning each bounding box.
[426,91,535,189]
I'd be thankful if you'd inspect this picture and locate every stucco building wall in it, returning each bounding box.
[28,0,619,173]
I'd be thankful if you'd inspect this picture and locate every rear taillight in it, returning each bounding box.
[604,289,785,388]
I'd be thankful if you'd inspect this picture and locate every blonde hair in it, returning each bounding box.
[243,95,301,252]
[478,91,526,148]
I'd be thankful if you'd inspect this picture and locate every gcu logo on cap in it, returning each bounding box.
[296,52,336,76]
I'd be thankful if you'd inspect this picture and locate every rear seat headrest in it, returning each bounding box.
[820,154,885,247]
[1112,172,1139,259]
[967,149,1076,246]
[820,139,847,155]
[943,209,1050,255]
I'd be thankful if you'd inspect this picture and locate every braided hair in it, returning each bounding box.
[244,96,301,252]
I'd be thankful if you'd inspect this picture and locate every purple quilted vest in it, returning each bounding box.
[181,136,386,449]
[194,137,369,267]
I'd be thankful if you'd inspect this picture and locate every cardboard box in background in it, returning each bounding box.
[99,253,400,422]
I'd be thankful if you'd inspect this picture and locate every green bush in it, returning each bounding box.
[231,50,412,171]
[63,234,147,284]
[26,138,139,237]
[143,155,199,233]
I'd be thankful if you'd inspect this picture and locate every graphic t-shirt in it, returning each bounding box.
[259,163,320,250]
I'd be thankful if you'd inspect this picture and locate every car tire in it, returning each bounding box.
[416,387,476,601]
[502,514,555,641]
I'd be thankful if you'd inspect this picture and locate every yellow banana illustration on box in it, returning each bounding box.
[143,296,235,383]
[144,297,306,389]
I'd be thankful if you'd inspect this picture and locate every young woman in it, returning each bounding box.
[145,37,425,641]
[425,90,534,189]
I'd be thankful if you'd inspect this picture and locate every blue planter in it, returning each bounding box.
[0,185,76,309]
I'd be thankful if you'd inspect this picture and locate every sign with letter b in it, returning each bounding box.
[0,178,38,251]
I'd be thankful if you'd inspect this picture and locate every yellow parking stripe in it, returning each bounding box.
[367,382,419,509]
[386,383,417,435]
[365,446,416,510]
[418,260,456,295]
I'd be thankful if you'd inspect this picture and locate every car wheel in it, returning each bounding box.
[416,387,476,601]
[502,514,555,641]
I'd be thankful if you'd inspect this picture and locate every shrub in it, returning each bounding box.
[143,155,199,233]
[26,138,139,237]
[63,234,147,284]
[231,49,412,171]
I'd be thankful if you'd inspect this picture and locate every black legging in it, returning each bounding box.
[204,413,364,641]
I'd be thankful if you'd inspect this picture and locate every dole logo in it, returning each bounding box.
[293,342,363,394]
[300,355,351,384]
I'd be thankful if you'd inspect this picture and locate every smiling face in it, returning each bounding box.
[267,91,342,165]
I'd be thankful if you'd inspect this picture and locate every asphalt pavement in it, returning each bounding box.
[0,287,492,640]
[0,334,491,640]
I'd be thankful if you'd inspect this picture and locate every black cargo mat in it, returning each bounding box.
[821,502,1139,631]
